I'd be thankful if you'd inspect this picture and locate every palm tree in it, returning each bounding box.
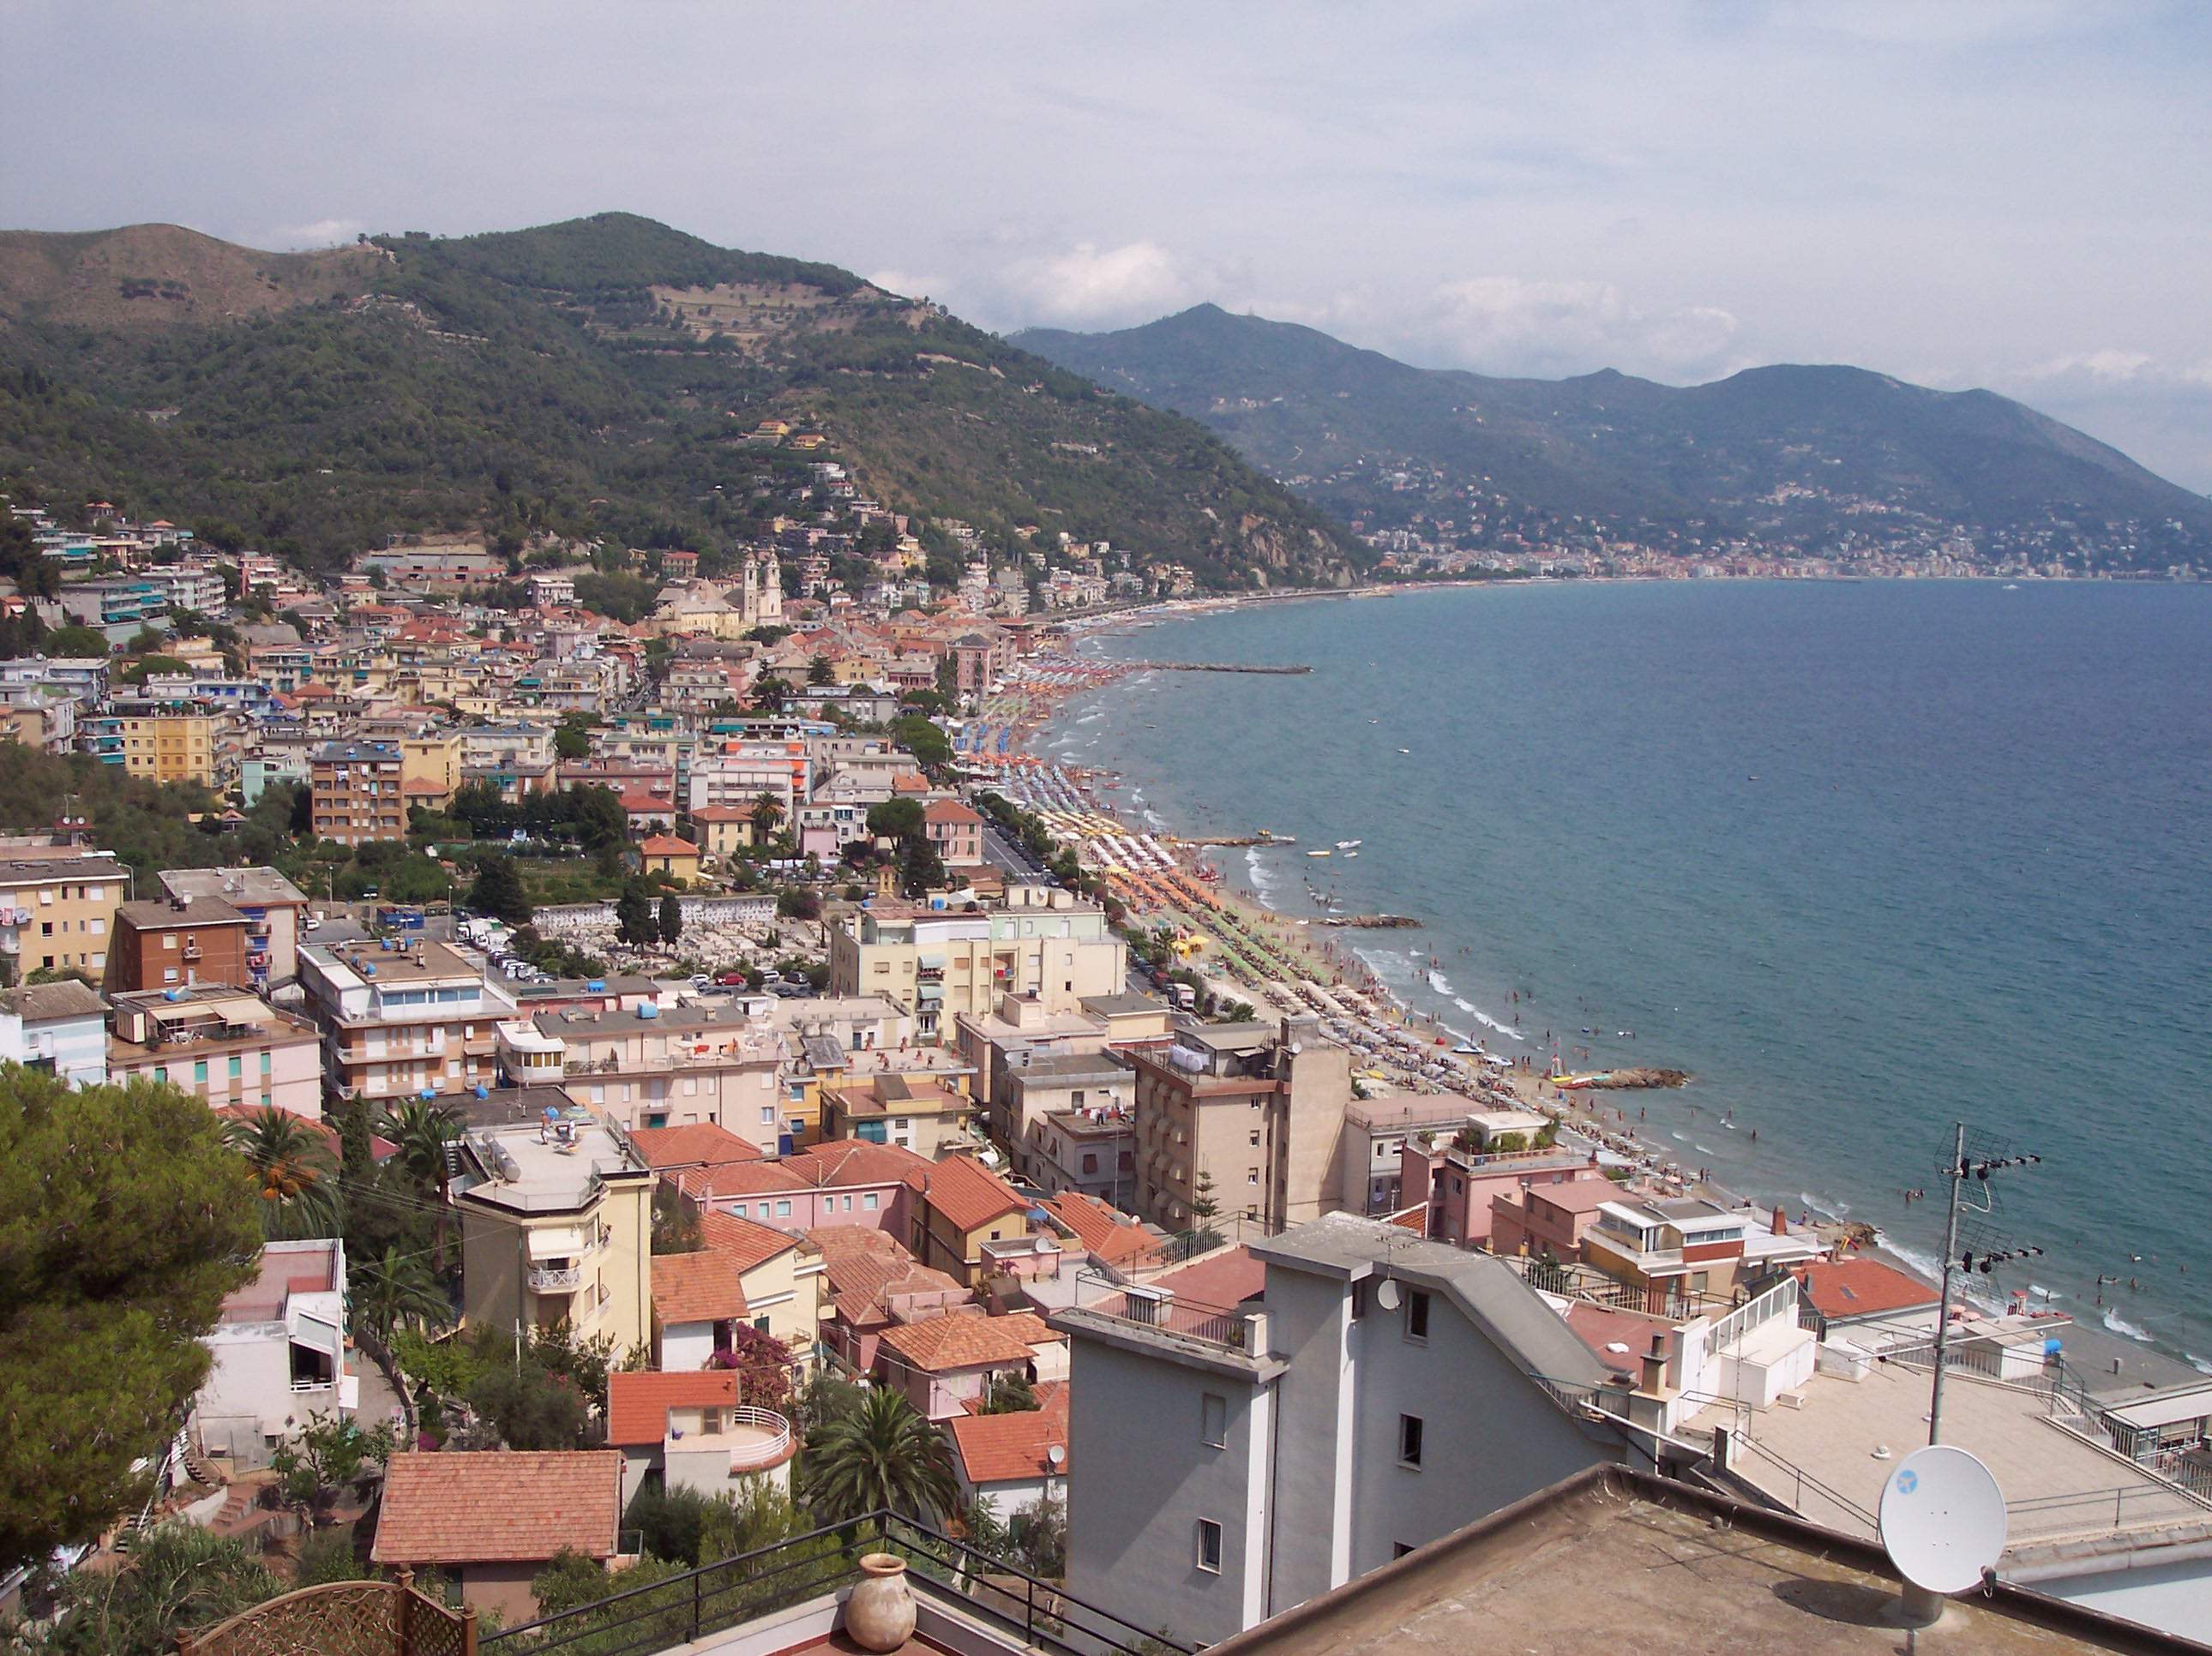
[376,1097,462,1269]
[749,790,785,845]
[225,1107,341,1239]
[349,1245,451,1345]
[803,1385,959,1523]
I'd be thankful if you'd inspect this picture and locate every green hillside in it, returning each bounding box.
[0,219,1364,589]
[1013,304,2212,575]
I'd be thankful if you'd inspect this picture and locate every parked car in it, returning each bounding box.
[714,969,748,987]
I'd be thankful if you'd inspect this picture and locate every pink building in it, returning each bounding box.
[1489,1178,1622,1262]
[677,1139,933,1237]
[1398,1138,1613,1248]
[105,984,323,1118]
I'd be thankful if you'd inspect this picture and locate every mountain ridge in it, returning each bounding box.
[1012,303,2211,576]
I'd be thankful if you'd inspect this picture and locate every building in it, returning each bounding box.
[1052,1215,1628,1646]
[0,978,111,1087]
[1031,1104,1137,1206]
[947,1379,1071,1521]
[1001,1050,1133,1191]
[107,894,253,993]
[1790,1256,1943,1340]
[159,867,312,987]
[454,1111,656,1358]
[664,1139,935,1241]
[875,1311,1043,1421]
[0,852,127,980]
[1129,1018,1349,1231]
[192,1239,351,1467]
[399,732,466,813]
[1398,1132,1608,1250]
[820,1071,981,1159]
[636,835,702,882]
[106,984,322,1114]
[915,1155,1044,1287]
[310,741,407,846]
[538,999,787,1140]
[827,885,1127,1035]
[647,1209,826,1371]
[102,709,219,786]
[1341,1095,1493,1215]
[298,938,520,1102]
[923,798,985,867]
[371,1451,623,1624]
[604,1370,796,1514]
[1578,1194,1758,1313]
[1487,1176,1625,1263]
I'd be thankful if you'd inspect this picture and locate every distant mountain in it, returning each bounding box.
[0,219,1361,588]
[1012,304,2212,576]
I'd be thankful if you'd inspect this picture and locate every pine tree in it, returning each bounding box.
[658,891,683,947]
[615,881,657,949]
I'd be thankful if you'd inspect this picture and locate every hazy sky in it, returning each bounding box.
[9,2,2210,488]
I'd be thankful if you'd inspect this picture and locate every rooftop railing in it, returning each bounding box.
[1067,1269,1252,1352]
[481,1511,1191,1656]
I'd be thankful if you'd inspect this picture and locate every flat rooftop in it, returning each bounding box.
[1199,1466,2201,1656]
[461,1111,650,1212]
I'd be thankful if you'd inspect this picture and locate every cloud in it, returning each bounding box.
[265,218,366,250]
[1001,240,1196,327]
[2017,350,2212,389]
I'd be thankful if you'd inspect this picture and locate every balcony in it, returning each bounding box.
[668,1405,795,1473]
[527,1263,582,1293]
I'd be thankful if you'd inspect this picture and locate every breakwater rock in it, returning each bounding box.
[1557,1068,1691,1090]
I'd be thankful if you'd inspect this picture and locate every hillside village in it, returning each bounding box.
[6,478,2212,1653]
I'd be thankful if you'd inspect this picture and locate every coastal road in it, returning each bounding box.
[981,823,1050,881]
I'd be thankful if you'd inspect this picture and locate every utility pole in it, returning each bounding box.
[1927,1124,2041,1446]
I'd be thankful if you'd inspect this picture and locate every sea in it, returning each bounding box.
[1043,579,2212,1369]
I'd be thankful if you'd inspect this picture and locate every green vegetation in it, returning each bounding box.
[800,1383,959,1523]
[35,1523,285,1656]
[0,1071,261,1571]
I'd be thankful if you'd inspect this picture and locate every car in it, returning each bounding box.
[714,969,748,987]
[304,915,322,932]
[689,974,711,989]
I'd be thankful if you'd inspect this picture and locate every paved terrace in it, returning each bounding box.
[1704,1360,2212,1559]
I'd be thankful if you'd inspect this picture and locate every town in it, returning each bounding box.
[3,488,2209,1656]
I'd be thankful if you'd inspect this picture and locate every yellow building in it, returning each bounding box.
[0,851,129,980]
[400,732,466,813]
[113,711,217,786]
[455,1113,656,1359]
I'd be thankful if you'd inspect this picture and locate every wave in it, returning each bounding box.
[1428,970,1454,995]
[2102,1308,2154,1341]
[1143,809,1169,830]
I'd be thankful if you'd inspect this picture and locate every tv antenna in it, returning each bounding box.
[1927,1123,2041,1444]
[1879,1443,2007,1623]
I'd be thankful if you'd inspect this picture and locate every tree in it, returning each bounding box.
[468,854,534,927]
[553,715,592,760]
[1008,1488,1067,1578]
[43,623,111,658]
[651,1184,700,1255]
[616,879,657,949]
[42,1523,284,1656]
[753,675,793,713]
[658,891,683,948]
[225,1105,342,1239]
[802,1385,959,1523]
[1190,1168,1221,1227]
[749,790,785,843]
[806,654,835,686]
[979,1371,1038,1414]
[376,1095,463,1256]
[0,1073,261,1572]
[901,834,947,897]
[865,797,926,842]
[705,1323,794,1408]
[467,1361,588,1451]
[270,1410,396,1524]
[349,1245,450,1344]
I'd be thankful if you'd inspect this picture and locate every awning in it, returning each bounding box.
[917,952,947,969]
[528,1227,586,1261]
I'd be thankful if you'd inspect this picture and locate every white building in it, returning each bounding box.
[1051,1215,1642,1647]
[0,978,110,1087]
[194,1238,354,1467]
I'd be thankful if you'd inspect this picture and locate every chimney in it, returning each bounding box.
[1639,1333,1669,1395]
[1771,1204,1788,1237]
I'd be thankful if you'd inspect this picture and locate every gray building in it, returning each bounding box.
[1051,1214,1639,1647]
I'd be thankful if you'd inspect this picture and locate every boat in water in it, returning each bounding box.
[1336,839,1361,849]
[1307,849,1332,858]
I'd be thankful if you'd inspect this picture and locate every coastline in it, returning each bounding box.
[976,592,2211,1371]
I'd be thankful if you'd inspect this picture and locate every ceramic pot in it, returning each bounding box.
[845,1553,916,1652]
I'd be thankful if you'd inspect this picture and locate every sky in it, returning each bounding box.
[8,2,2211,489]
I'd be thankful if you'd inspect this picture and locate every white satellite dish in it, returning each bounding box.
[1374,1277,1403,1311]
[1047,1444,1066,1467]
[1878,1444,2007,1598]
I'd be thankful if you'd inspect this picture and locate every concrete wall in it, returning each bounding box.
[459,1560,554,1626]
[663,1319,717,1373]
[2031,1557,2212,1645]
[1063,1336,1265,1649]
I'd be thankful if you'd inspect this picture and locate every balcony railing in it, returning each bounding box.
[528,1264,582,1293]
[481,1511,1189,1656]
[1069,1270,1252,1352]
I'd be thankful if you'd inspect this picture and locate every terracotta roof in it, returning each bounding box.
[606,1371,737,1447]
[1042,1192,1150,1265]
[371,1451,622,1563]
[652,1250,751,1325]
[923,1155,1028,1234]
[1150,1245,1266,1309]
[806,1225,913,1267]
[923,799,983,825]
[678,1160,810,1201]
[637,835,700,855]
[1794,1258,1939,1320]
[1563,1302,1677,1382]
[700,1209,803,1274]
[877,1311,1037,1373]
[797,1140,935,1191]
[948,1383,1071,1486]
[630,1123,763,1173]
[993,1311,1066,1349]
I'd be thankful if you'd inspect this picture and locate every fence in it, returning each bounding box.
[1707,1277,1798,1353]
[479,1513,1186,1656]
[181,1574,473,1656]
[1069,1270,1251,1351]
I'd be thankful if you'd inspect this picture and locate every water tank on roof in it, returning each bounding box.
[363,963,376,976]
[162,988,183,1002]
[638,1003,660,1019]
[586,980,605,993]
[474,1085,490,1099]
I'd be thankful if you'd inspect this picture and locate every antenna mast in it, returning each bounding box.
[1927,1122,2041,1444]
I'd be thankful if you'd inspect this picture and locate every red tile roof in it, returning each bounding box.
[1794,1258,1940,1320]
[923,1155,1028,1234]
[797,1141,935,1191]
[948,1383,1071,1486]
[630,1123,763,1172]
[700,1209,803,1274]
[877,1311,1037,1373]
[1042,1192,1150,1266]
[1563,1303,1676,1382]
[677,1160,810,1201]
[371,1451,622,1563]
[652,1250,751,1325]
[637,835,700,856]
[606,1371,738,1447]
[993,1311,1065,1349]
[1151,1245,1266,1309]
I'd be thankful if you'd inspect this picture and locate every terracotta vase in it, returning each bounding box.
[845,1552,916,1652]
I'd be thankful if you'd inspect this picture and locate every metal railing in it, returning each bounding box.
[1070,1270,1250,1351]
[1729,1432,1880,1536]
[2005,1480,2212,1544]
[1708,1277,1798,1353]
[528,1264,582,1292]
[480,1511,1189,1656]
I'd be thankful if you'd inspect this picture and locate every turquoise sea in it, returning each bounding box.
[1043,581,2212,1367]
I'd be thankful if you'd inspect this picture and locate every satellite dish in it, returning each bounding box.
[1047,1444,1065,1467]
[1879,1444,2006,1597]
[1374,1278,1403,1311]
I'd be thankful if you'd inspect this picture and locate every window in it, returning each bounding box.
[1081,1154,1097,1175]
[1349,1281,1366,1319]
[776,1200,791,1217]
[1195,1520,1223,1575]
[1406,1290,1431,1342]
[762,1106,777,1125]
[228,1055,243,1080]
[1392,1543,1416,1560]
[194,1060,208,1084]
[163,933,177,949]
[1200,1393,1227,1448]
[863,1191,879,1210]
[1250,1130,1260,1146]
[733,1204,748,1218]
[754,1316,772,1333]
[1398,1414,1424,1468]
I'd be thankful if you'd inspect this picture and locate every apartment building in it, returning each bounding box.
[826,885,1127,1036]
[1129,1017,1350,1231]
[193,1239,352,1467]
[0,979,110,1087]
[159,867,311,987]
[310,741,407,846]
[1053,1215,1626,1646]
[298,937,520,1101]
[106,983,323,1116]
[0,851,127,980]
[107,894,254,993]
[536,1000,788,1142]
[400,732,466,813]
[687,742,806,815]
[455,1112,654,1358]
[1341,1095,1500,1215]
[97,708,221,786]
[922,798,986,867]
